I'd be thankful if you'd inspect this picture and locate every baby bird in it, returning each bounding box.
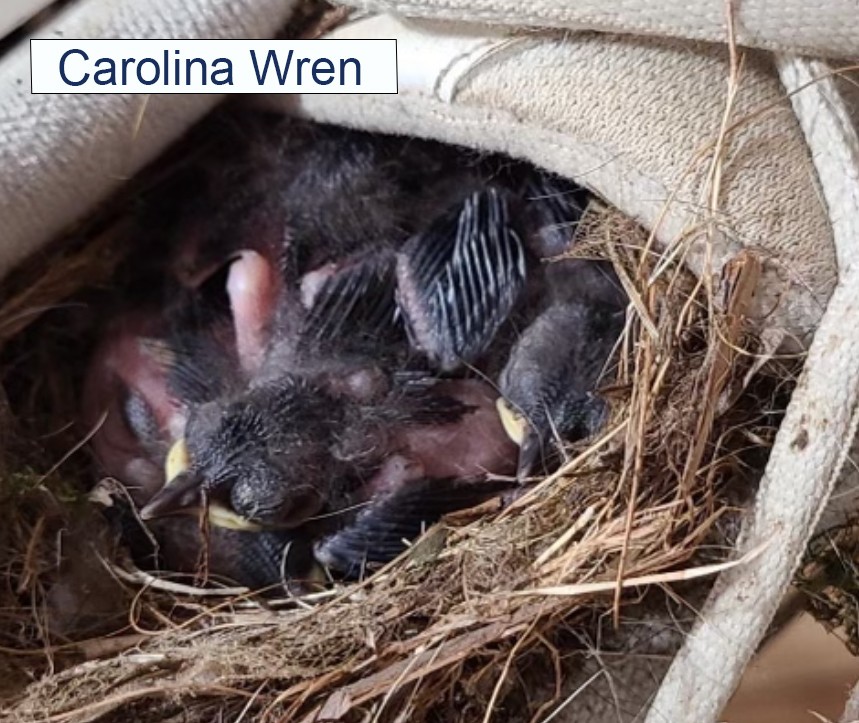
[83,110,624,587]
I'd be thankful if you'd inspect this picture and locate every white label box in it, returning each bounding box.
[30,39,398,94]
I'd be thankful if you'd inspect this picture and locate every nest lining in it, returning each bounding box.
[0,188,791,723]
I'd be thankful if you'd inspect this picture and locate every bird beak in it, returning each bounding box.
[165,437,190,485]
[140,437,201,519]
[140,467,203,520]
[207,502,263,531]
[143,438,264,531]
[496,396,528,446]
[496,397,541,480]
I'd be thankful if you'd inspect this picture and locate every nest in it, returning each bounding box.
[797,519,859,655]
[0,167,794,723]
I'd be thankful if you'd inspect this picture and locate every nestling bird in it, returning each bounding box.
[497,258,627,477]
[82,110,625,587]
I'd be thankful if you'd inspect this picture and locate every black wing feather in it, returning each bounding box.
[301,250,401,351]
[315,477,511,577]
[396,188,527,371]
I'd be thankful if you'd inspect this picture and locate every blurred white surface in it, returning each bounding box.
[0,0,55,38]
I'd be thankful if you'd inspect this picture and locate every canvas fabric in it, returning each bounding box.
[2,1,859,721]
[0,0,56,38]
[353,0,859,60]
[0,0,296,278]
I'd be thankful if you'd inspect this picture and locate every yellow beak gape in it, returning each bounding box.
[207,502,263,532]
[496,397,528,446]
[165,438,190,485]
[162,437,261,531]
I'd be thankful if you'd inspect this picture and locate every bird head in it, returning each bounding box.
[141,377,348,531]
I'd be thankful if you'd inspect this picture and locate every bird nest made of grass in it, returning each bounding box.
[0,165,789,721]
